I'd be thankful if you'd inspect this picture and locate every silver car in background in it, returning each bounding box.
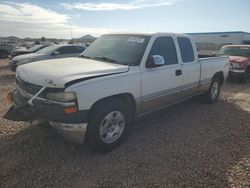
[10,44,86,71]
[9,44,50,59]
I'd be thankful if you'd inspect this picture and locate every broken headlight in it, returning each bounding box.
[46,92,76,102]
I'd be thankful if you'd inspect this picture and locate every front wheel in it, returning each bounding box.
[202,77,221,104]
[86,99,131,153]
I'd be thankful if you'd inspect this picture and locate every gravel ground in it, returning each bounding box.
[0,59,249,188]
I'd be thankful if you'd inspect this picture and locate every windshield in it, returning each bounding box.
[80,35,150,65]
[218,46,250,57]
[36,45,59,54]
[28,44,45,52]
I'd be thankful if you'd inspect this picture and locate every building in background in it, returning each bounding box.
[187,31,250,54]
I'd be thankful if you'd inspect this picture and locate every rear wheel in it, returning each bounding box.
[202,77,221,103]
[86,99,132,153]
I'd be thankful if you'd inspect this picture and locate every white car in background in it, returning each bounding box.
[10,44,86,71]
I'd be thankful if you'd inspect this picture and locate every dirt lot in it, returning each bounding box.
[0,59,249,188]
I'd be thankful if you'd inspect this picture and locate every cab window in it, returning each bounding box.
[177,37,195,63]
[148,36,178,66]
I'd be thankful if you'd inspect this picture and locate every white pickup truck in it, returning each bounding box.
[4,33,229,152]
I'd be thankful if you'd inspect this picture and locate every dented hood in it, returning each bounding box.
[16,57,129,88]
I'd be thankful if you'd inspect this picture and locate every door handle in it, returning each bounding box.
[175,69,182,76]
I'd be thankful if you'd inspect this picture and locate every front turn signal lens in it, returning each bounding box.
[64,106,78,114]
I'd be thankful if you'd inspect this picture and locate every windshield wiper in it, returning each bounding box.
[93,56,117,63]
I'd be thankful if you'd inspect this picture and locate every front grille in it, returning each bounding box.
[16,77,43,95]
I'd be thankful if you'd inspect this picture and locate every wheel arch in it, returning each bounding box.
[212,71,224,85]
[88,93,137,120]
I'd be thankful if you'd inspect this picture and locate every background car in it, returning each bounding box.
[217,45,250,83]
[9,44,51,59]
[0,44,13,59]
[10,44,86,71]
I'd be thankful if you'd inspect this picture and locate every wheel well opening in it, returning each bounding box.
[89,93,136,120]
[213,72,224,85]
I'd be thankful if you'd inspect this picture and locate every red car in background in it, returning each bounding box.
[218,45,250,83]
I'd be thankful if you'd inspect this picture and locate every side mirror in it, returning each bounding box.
[146,55,165,68]
[52,51,60,56]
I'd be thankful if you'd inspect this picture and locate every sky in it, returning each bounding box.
[0,0,249,39]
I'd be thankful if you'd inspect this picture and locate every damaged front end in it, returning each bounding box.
[4,88,88,123]
[4,76,89,123]
[4,86,47,122]
[4,79,89,143]
[4,100,42,122]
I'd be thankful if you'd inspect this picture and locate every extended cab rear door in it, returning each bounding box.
[140,35,183,113]
[176,37,200,98]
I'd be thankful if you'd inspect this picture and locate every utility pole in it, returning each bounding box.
[69,19,73,39]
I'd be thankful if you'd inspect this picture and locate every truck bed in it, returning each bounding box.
[199,56,230,83]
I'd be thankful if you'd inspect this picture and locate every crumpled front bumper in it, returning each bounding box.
[4,91,89,123]
[4,90,89,143]
[4,102,40,122]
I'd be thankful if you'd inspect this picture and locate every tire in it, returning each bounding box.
[0,50,8,59]
[202,77,221,104]
[237,70,249,84]
[86,99,132,153]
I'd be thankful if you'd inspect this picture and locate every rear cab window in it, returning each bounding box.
[177,37,195,63]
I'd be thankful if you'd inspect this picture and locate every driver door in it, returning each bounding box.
[141,36,183,113]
